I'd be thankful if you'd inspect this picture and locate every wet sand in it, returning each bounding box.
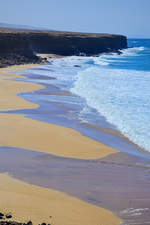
[1,147,150,225]
[0,65,119,159]
[0,113,118,159]
[12,71,150,160]
[0,64,121,224]
[0,64,42,79]
[1,63,150,225]
[0,65,44,110]
[0,173,121,225]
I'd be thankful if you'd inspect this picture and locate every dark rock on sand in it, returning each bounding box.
[0,221,28,225]
[0,214,52,225]
[0,213,4,220]
[0,221,50,225]
[26,221,32,225]
[5,215,12,219]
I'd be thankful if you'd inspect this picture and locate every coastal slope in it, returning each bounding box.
[0,27,127,67]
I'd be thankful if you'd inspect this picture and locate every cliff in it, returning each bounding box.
[0,28,127,67]
[0,31,40,67]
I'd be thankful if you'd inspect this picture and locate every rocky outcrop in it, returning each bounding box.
[0,32,41,67]
[0,28,127,67]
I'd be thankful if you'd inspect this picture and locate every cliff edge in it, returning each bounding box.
[0,28,127,67]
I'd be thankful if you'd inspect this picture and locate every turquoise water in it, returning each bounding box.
[31,39,150,153]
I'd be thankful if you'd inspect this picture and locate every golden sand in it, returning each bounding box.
[0,80,44,111]
[0,65,119,159]
[0,64,41,79]
[0,64,44,110]
[0,64,121,224]
[0,173,121,225]
[0,113,118,159]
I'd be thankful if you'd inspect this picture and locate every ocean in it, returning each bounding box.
[30,39,150,153]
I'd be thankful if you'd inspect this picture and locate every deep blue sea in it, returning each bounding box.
[31,39,150,153]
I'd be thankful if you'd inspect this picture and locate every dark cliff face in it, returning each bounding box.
[28,33,127,56]
[0,33,40,67]
[0,28,127,67]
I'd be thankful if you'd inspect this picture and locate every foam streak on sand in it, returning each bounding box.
[0,64,121,224]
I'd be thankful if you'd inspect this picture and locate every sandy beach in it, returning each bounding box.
[0,63,150,225]
[0,65,44,110]
[1,1,150,225]
[0,173,121,225]
[0,65,119,159]
[0,113,119,159]
[0,64,122,224]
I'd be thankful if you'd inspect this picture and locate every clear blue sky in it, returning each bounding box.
[1,0,150,38]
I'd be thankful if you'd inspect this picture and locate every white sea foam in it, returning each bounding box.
[92,46,145,66]
[33,44,150,152]
[71,66,150,152]
[93,57,110,66]
[120,46,145,56]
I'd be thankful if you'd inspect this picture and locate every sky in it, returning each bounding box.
[0,0,150,38]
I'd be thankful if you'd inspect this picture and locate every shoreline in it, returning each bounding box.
[0,173,121,225]
[0,64,119,160]
[0,64,45,111]
[0,63,122,224]
[0,113,119,159]
[1,146,150,225]
[1,62,150,224]
[0,62,146,157]
[18,62,150,160]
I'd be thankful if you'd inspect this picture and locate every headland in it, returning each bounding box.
[0,27,127,67]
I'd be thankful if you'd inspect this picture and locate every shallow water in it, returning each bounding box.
[1,42,150,225]
[4,74,150,160]
[24,39,150,154]
[0,146,150,225]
